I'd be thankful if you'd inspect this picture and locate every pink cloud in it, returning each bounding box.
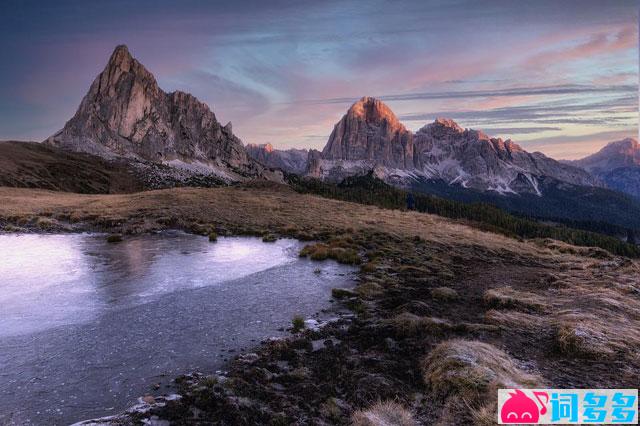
[524,25,637,70]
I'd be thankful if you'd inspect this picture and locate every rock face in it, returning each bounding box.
[569,138,640,199]
[412,118,597,194]
[309,97,597,195]
[45,45,263,181]
[246,143,308,174]
[322,97,413,169]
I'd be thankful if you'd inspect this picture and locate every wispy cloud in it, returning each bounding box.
[295,84,636,106]
[483,127,562,135]
[524,26,638,70]
[398,96,638,126]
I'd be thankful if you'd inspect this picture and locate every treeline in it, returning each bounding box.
[286,173,640,258]
[521,216,638,244]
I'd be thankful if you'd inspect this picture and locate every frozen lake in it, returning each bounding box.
[0,232,356,425]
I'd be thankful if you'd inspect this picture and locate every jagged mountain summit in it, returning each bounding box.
[308,97,596,195]
[411,118,597,194]
[45,45,268,182]
[322,96,414,168]
[569,138,640,199]
[246,143,308,175]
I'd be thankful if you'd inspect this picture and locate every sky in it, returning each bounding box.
[0,0,638,159]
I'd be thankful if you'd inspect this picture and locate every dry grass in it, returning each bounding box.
[554,303,640,360]
[351,401,416,426]
[422,339,541,424]
[300,242,361,265]
[534,238,613,259]
[483,286,546,312]
[422,339,540,401]
[430,287,459,301]
[484,309,545,331]
[356,282,385,299]
[388,312,452,337]
[0,185,554,257]
[482,258,640,363]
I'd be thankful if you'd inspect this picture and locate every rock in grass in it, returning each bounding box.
[106,234,123,243]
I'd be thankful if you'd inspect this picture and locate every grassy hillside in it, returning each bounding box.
[287,173,640,257]
[0,141,146,193]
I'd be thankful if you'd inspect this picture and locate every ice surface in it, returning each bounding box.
[0,232,356,425]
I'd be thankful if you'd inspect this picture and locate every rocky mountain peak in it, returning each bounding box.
[109,44,133,68]
[433,117,464,132]
[418,118,465,136]
[45,45,265,181]
[313,100,597,195]
[346,97,405,132]
[319,96,413,169]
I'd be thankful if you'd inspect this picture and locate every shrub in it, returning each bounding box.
[291,315,305,333]
[208,232,218,242]
[262,234,277,242]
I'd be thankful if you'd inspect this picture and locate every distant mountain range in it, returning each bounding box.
[305,97,597,195]
[247,97,640,235]
[566,138,640,199]
[1,44,639,239]
[245,143,308,175]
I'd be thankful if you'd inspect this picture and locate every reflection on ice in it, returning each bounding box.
[0,232,301,337]
[0,231,356,425]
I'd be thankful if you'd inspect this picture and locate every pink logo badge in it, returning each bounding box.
[500,389,549,424]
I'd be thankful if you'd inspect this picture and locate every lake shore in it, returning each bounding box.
[1,183,639,424]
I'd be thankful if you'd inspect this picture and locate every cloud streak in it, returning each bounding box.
[295,84,637,106]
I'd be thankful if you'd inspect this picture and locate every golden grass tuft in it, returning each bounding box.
[388,312,451,337]
[483,286,546,312]
[422,339,540,401]
[299,242,361,265]
[351,400,416,426]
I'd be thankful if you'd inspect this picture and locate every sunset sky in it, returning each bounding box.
[1,0,638,159]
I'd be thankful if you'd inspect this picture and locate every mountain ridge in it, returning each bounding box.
[567,137,640,199]
[307,96,597,195]
[44,45,271,183]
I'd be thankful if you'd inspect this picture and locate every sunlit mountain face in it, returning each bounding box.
[0,0,637,159]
